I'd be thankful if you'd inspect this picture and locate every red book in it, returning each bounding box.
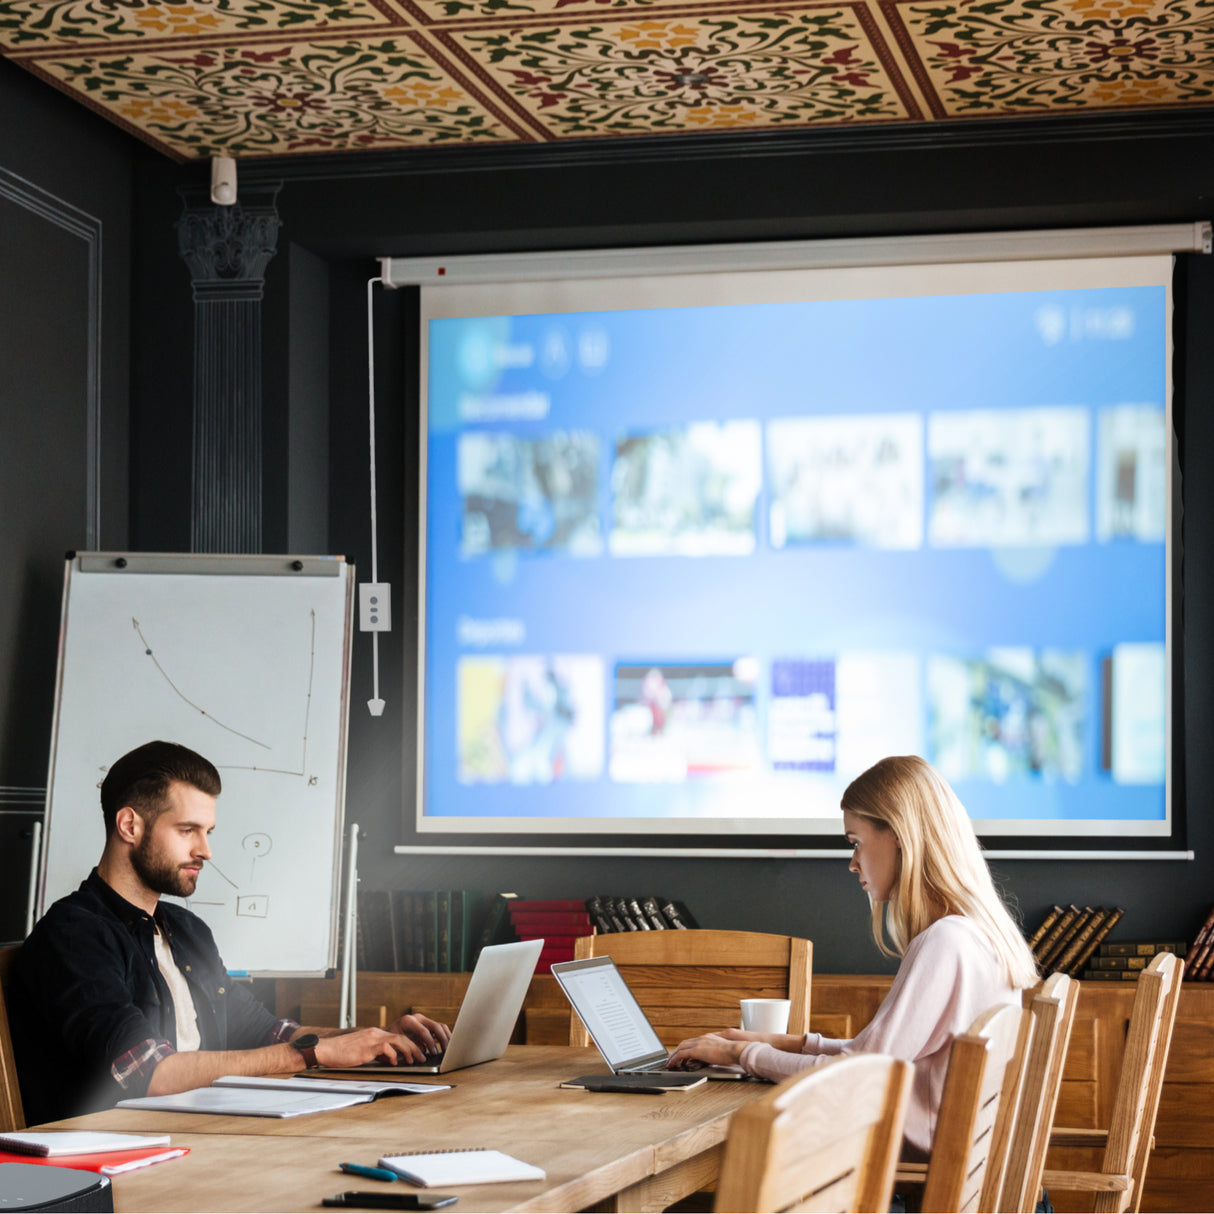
[517,934,590,947]
[515,927,594,940]
[507,900,587,912]
[508,911,592,927]
[536,945,577,974]
[0,1147,189,1175]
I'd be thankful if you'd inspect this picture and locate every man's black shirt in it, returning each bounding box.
[10,869,292,1125]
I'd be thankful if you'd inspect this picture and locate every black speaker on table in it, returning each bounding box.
[0,1162,113,1212]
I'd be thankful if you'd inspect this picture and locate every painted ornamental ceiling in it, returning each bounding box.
[1,0,1213,159]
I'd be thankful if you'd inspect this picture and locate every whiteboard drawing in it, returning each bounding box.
[130,608,319,777]
[132,617,271,750]
[237,895,269,918]
[41,555,354,975]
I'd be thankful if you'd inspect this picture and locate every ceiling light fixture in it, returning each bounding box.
[210,155,237,206]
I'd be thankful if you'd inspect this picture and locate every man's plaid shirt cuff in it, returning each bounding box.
[267,1018,300,1045]
[110,1037,174,1090]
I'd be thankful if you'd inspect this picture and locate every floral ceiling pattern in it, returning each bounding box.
[2,0,1213,157]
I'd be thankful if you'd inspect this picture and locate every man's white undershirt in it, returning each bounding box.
[153,927,201,1052]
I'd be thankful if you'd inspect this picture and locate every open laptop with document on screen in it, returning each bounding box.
[550,954,753,1082]
[307,938,544,1075]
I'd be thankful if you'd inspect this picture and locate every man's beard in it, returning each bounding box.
[131,833,200,898]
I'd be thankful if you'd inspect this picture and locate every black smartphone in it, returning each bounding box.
[322,1193,458,1210]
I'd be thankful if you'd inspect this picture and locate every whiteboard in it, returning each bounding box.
[40,553,355,976]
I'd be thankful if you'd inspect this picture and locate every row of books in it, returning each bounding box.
[506,899,590,972]
[1077,938,1186,980]
[355,890,517,974]
[505,896,699,971]
[1026,905,1126,977]
[356,891,700,975]
[1183,904,1214,981]
[587,895,698,934]
[1026,904,1192,981]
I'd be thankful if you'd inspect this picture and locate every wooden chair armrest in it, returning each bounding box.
[1048,1127,1109,1148]
[1041,1170,1132,1193]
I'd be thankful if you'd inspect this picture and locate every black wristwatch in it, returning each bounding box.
[294,1033,321,1068]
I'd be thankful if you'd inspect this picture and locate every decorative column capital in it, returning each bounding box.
[176,183,283,301]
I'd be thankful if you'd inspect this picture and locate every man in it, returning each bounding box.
[10,740,450,1126]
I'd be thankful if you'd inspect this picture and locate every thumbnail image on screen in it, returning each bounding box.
[418,257,1172,841]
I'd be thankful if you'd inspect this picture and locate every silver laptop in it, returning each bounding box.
[551,954,750,1079]
[311,938,544,1075]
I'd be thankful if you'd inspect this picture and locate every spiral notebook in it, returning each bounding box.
[376,1149,545,1187]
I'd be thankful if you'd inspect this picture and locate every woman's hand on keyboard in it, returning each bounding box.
[665,1033,747,1070]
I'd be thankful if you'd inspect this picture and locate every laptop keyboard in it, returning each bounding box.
[622,1057,672,1073]
[403,1051,445,1067]
[350,1051,444,1069]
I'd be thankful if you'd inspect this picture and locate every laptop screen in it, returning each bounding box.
[552,956,668,1071]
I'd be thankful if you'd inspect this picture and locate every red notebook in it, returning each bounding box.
[0,1146,189,1175]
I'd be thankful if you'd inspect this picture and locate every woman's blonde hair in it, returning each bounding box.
[842,754,1039,989]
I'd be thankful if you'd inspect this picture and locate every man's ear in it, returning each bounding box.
[114,806,143,846]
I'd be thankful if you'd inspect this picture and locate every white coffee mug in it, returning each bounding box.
[740,997,791,1034]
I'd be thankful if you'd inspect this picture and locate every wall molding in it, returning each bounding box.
[0,166,102,548]
[227,109,1214,187]
[0,787,46,812]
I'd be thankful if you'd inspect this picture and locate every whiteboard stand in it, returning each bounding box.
[339,821,359,1029]
[24,820,43,937]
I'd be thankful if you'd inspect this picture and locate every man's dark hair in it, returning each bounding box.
[100,740,221,835]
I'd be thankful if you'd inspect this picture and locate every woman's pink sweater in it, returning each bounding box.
[739,915,1020,1156]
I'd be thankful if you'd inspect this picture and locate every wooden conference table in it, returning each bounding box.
[41,1046,766,1213]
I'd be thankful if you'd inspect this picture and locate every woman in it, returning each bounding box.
[667,754,1039,1158]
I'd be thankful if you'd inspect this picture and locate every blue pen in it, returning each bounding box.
[339,1163,398,1183]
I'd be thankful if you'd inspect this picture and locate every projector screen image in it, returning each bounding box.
[416,255,1174,845]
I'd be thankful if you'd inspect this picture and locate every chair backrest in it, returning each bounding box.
[1096,950,1184,1214]
[569,929,812,1046]
[714,1053,913,1213]
[999,973,1080,1213]
[0,946,25,1131]
[920,1001,1030,1214]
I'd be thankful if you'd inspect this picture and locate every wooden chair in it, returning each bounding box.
[0,945,25,1131]
[894,1001,1030,1213]
[714,1053,913,1213]
[998,972,1080,1213]
[1042,951,1184,1213]
[568,929,811,1046]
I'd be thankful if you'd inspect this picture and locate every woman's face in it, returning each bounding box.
[843,809,901,902]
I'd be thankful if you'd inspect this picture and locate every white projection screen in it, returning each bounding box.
[388,227,1201,856]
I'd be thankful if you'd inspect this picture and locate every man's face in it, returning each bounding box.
[130,781,216,899]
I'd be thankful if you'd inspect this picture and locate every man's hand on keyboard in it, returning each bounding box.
[386,1011,452,1056]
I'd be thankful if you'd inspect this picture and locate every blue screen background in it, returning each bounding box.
[422,286,1168,831]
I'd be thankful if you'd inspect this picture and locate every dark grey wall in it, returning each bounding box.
[0,58,137,941]
[11,89,1214,969]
